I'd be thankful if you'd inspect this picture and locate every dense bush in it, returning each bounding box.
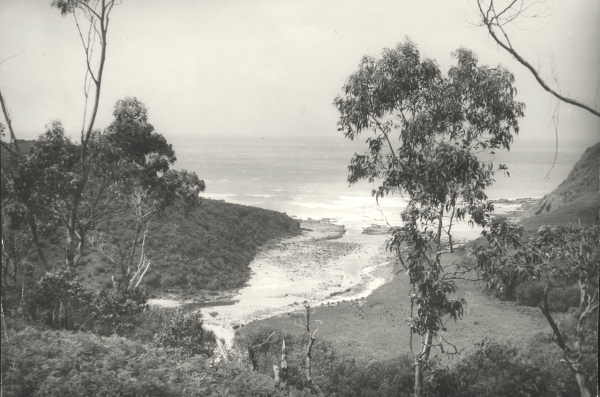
[93,198,300,293]
[0,327,293,397]
[425,337,599,397]
[427,340,552,397]
[239,326,414,397]
[514,280,545,307]
[88,287,148,335]
[153,309,216,356]
[547,285,580,313]
[27,269,92,330]
[515,281,580,312]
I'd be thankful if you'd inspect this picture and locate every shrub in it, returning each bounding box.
[1,327,201,397]
[515,280,544,307]
[89,287,148,335]
[238,326,414,397]
[547,285,579,312]
[153,309,216,356]
[0,327,303,397]
[27,269,92,330]
[515,282,580,312]
[427,340,551,397]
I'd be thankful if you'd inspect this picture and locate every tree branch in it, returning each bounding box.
[478,0,600,118]
[0,89,21,154]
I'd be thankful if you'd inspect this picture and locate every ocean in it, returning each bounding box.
[173,135,579,231]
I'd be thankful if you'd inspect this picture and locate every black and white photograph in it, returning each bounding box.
[1,1,598,396]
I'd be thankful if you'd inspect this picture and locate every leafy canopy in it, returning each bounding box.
[334,40,524,353]
[334,41,524,220]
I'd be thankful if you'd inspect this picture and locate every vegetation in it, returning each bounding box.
[524,142,600,229]
[1,327,259,397]
[474,220,599,397]
[1,1,597,396]
[127,197,300,291]
[334,39,524,396]
[238,325,591,397]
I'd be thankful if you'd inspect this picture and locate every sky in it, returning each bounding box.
[1,0,599,152]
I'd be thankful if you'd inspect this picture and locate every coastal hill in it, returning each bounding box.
[2,140,301,293]
[522,142,600,229]
[88,198,301,293]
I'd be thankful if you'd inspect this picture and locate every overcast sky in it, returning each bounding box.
[1,0,599,151]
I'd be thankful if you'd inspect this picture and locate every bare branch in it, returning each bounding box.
[72,12,98,84]
[0,89,21,154]
[478,0,600,118]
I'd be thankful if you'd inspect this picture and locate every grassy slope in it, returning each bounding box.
[80,198,301,292]
[523,142,600,229]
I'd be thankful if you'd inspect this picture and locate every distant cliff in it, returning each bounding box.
[522,142,600,229]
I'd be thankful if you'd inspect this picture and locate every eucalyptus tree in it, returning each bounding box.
[334,40,524,396]
[0,0,120,268]
[92,98,205,291]
[474,220,599,397]
[2,97,204,295]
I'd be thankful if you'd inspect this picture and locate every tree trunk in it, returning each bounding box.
[414,356,423,397]
[27,214,48,269]
[414,331,432,397]
[280,337,288,386]
[65,221,78,268]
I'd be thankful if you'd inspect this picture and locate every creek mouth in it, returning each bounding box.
[149,219,393,349]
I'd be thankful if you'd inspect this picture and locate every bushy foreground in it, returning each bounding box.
[1,327,283,397]
[238,326,594,397]
[2,323,596,397]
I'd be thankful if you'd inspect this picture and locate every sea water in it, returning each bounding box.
[174,135,578,231]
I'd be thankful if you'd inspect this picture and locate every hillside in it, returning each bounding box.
[522,142,600,229]
[2,139,301,293]
[82,198,301,292]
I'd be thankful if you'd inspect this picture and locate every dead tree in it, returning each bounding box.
[273,337,288,389]
[303,302,322,395]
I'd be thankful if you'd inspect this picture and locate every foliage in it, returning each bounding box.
[239,326,415,396]
[153,309,216,357]
[472,217,525,299]
[334,39,524,395]
[428,340,557,397]
[89,287,148,335]
[515,281,580,312]
[514,280,545,307]
[27,269,92,330]
[474,221,599,397]
[101,197,301,292]
[0,327,308,397]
